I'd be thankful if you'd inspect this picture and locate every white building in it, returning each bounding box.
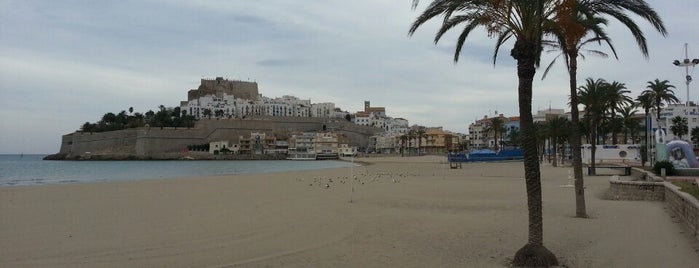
[181,93,238,119]
[655,102,699,140]
[182,92,349,120]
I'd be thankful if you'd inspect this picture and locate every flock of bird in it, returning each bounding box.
[295,170,419,189]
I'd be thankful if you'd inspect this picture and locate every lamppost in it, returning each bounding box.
[673,43,699,106]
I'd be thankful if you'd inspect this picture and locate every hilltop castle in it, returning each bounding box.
[187,77,260,101]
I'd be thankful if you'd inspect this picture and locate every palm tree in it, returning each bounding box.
[642,79,679,122]
[691,127,699,148]
[636,91,654,166]
[399,134,408,156]
[488,117,506,150]
[578,78,608,174]
[670,116,688,139]
[534,121,549,162]
[416,127,426,155]
[619,104,639,144]
[507,127,521,148]
[543,0,666,218]
[410,1,561,264]
[604,81,633,144]
[407,129,417,155]
[546,117,570,167]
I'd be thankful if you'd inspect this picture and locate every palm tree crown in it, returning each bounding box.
[642,79,679,121]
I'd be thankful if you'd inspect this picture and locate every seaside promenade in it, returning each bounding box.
[1,156,698,267]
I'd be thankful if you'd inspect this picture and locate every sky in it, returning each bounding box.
[1,0,698,154]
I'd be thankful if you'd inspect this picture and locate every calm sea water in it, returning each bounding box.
[0,154,354,187]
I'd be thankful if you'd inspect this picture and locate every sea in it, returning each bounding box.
[0,154,354,187]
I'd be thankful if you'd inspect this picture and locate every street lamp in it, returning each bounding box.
[673,43,699,106]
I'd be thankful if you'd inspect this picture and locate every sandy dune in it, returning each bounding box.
[1,156,697,267]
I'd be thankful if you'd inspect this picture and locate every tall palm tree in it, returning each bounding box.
[399,134,408,156]
[489,117,506,150]
[507,127,521,148]
[670,116,688,139]
[691,127,699,148]
[409,1,560,265]
[407,129,417,155]
[542,0,666,218]
[636,91,654,166]
[619,104,639,144]
[604,81,633,144]
[642,79,679,122]
[546,117,570,167]
[578,78,608,174]
[416,127,426,155]
[534,121,549,162]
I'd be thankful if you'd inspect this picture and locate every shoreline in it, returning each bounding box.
[2,156,697,267]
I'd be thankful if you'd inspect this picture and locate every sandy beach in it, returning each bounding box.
[1,156,698,267]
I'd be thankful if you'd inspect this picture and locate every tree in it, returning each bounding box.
[670,116,688,139]
[128,107,134,115]
[81,122,94,133]
[407,129,417,155]
[619,104,640,144]
[546,117,570,167]
[534,121,549,162]
[691,127,699,147]
[409,0,561,265]
[145,110,155,120]
[578,78,608,175]
[543,0,666,218]
[399,134,408,156]
[488,117,506,150]
[506,127,521,148]
[642,79,679,121]
[604,81,632,144]
[637,91,654,164]
[416,127,426,155]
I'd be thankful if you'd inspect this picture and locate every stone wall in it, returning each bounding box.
[57,117,383,159]
[59,129,138,157]
[607,169,699,242]
[606,176,665,201]
[665,182,699,241]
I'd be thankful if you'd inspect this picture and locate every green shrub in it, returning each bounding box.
[652,161,676,176]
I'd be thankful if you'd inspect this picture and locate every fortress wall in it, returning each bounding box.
[135,128,207,156]
[57,117,383,159]
[60,129,138,157]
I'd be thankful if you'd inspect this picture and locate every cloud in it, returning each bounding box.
[0,0,697,154]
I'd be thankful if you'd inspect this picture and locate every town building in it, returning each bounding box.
[655,102,699,141]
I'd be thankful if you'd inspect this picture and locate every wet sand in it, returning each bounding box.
[1,156,697,267]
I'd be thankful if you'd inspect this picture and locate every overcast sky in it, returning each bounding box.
[1,0,698,154]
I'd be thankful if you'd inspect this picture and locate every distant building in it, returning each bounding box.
[188,77,259,101]
[209,141,239,154]
[180,77,348,120]
[423,127,460,154]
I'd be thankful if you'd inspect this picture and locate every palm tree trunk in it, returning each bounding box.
[552,137,558,167]
[511,39,558,266]
[590,120,598,175]
[568,55,587,218]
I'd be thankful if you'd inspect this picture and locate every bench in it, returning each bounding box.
[587,165,631,176]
